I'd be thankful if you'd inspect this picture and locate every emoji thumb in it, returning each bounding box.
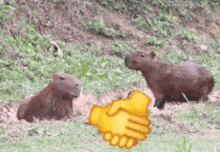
[107,101,126,116]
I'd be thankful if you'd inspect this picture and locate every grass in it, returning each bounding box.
[84,18,132,39]
[0,33,145,102]
[0,0,220,151]
[1,120,220,151]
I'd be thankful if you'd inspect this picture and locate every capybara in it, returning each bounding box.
[17,73,82,122]
[125,51,214,110]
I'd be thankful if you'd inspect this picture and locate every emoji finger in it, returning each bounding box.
[126,121,151,134]
[118,136,128,148]
[124,138,138,150]
[107,102,125,116]
[110,134,120,146]
[126,138,135,149]
[125,129,146,140]
[103,132,112,141]
[129,115,151,126]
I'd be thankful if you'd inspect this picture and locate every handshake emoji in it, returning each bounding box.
[89,90,151,150]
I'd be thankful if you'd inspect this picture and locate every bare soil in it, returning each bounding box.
[1,86,220,140]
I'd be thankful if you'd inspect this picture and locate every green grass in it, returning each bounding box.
[0,25,144,102]
[174,104,220,131]
[0,0,220,152]
[1,120,220,152]
[85,18,132,39]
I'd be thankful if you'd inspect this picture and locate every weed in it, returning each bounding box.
[97,0,152,15]
[146,36,166,47]
[132,12,175,38]
[111,42,124,56]
[182,93,198,115]
[0,128,7,135]
[0,2,16,27]
[85,19,132,39]
[175,136,193,152]
[175,28,198,41]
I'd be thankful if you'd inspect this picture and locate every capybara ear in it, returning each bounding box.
[150,51,157,59]
[52,73,58,79]
[52,73,62,79]
[53,73,66,80]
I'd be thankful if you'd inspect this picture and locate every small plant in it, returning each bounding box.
[175,28,198,41]
[85,19,132,39]
[145,36,164,47]
[97,0,150,15]
[0,3,16,27]
[0,128,7,135]
[182,93,198,115]
[176,136,192,152]
[178,8,195,22]
[111,43,125,57]
[132,13,175,38]
[27,125,48,137]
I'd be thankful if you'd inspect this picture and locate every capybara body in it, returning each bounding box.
[17,73,82,122]
[125,51,214,110]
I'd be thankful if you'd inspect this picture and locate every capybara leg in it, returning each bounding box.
[153,92,164,108]
[157,100,166,110]
[154,99,161,107]
[201,96,209,102]
[200,86,210,102]
[25,115,34,123]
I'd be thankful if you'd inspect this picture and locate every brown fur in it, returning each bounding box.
[17,73,82,122]
[125,51,214,110]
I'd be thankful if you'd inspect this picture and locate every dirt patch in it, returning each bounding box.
[1,86,220,140]
[199,133,220,139]
[6,0,219,59]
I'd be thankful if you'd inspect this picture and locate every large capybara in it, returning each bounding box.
[17,73,82,122]
[125,51,214,110]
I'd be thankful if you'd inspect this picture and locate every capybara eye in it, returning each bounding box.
[140,54,145,57]
[60,77,65,80]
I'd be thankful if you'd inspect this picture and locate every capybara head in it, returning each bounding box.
[51,73,82,99]
[125,51,159,70]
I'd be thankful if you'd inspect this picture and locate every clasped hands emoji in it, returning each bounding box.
[89,90,151,149]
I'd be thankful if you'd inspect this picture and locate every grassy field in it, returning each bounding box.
[1,120,220,152]
[0,0,220,151]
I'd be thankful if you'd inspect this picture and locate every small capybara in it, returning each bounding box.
[125,51,214,110]
[17,73,82,122]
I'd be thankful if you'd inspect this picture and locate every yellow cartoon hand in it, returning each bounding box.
[103,132,138,150]
[103,114,151,149]
[89,105,151,149]
[107,90,151,118]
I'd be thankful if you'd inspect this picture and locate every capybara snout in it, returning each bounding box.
[71,83,82,98]
[125,51,215,110]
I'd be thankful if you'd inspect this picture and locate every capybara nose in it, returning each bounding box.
[125,56,131,66]
[75,83,82,90]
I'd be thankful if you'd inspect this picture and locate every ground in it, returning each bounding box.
[0,0,220,149]
[1,86,220,141]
